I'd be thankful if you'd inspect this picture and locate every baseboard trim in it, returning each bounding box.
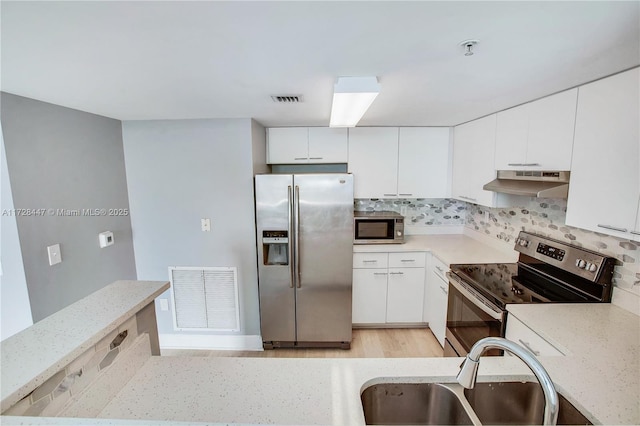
[353,323,429,329]
[159,333,263,351]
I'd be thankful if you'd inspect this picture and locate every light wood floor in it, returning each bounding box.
[161,328,444,358]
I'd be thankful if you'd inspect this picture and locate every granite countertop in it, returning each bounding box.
[507,303,640,425]
[0,280,170,411]
[353,233,519,265]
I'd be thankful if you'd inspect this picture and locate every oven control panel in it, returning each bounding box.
[514,231,616,284]
[536,243,566,261]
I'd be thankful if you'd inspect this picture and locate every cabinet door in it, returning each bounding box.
[526,88,577,170]
[352,269,388,324]
[267,128,309,164]
[398,128,450,198]
[505,315,563,357]
[429,270,449,347]
[308,127,348,163]
[495,104,529,170]
[566,69,639,239]
[386,267,425,323]
[348,127,399,198]
[452,115,498,207]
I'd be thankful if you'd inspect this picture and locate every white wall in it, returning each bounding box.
[122,118,263,347]
[0,123,33,340]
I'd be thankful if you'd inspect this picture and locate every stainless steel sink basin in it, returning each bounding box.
[464,382,592,425]
[361,383,474,425]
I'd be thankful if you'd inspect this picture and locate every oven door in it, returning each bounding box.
[445,274,506,357]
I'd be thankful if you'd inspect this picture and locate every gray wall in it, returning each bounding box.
[122,118,262,336]
[1,123,33,338]
[1,93,137,321]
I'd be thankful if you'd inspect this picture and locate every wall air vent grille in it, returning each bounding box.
[270,95,304,103]
[169,266,240,332]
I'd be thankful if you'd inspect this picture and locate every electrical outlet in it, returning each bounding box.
[159,299,169,311]
[47,244,62,266]
[484,211,490,222]
[201,218,211,232]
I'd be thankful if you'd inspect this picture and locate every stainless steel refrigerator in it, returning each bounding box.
[255,173,354,349]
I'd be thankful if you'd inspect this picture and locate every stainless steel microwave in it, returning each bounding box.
[353,211,404,244]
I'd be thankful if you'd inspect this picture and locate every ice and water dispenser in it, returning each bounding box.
[262,230,289,265]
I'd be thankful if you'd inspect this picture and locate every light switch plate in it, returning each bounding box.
[159,299,169,311]
[201,218,211,232]
[47,244,62,266]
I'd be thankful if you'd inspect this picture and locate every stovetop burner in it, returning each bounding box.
[449,231,616,308]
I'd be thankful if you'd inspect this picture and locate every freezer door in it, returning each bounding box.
[255,174,296,343]
[293,174,354,343]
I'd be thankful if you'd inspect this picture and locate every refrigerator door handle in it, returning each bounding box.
[288,185,295,289]
[295,185,301,288]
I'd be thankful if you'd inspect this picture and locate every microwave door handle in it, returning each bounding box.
[447,274,503,321]
[295,185,301,288]
[288,185,295,288]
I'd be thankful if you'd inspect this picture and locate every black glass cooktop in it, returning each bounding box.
[449,262,595,309]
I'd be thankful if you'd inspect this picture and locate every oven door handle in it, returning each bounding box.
[447,273,503,321]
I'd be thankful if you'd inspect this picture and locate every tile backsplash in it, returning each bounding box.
[464,198,639,295]
[355,197,639,295]
[354,198,466,226]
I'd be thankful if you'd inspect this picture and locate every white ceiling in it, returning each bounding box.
[1,1,639,127]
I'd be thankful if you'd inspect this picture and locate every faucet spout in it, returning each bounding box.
[455,337,559,426]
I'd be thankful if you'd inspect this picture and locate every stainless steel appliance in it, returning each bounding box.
[444,231,615,357]
[353,211,404,244]
[255,173,354,349]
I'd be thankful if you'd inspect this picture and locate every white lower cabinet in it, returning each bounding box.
[425,254,449,347]
[505,315,563,357]
[352,251,426,326]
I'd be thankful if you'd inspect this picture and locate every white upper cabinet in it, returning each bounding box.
[348,127,450,199]
[307,127,348,163]
[267,127,348,164]
[348,127,399,198]
[397,128,450,198]
[452,114,499,207]
[566,68,640,240]
[495,88,578,170]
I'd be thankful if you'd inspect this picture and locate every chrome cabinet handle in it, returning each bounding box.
[295,185,301,288]
[508,163,540,166]
[389,272,404,275]
[518,339,541,356]
[458,195,477,202]
[439,285,448,294]
[435,265,444,273]
[597,224,628,233]
[309,157,323,160]
[288,185,295,289]
[362,260,378,263]
[373,272,388,276]
[629,230,640,235]
[400,259,415,263]
[294,157,308,161]
[383,193,397,197]
[398,193,413,196]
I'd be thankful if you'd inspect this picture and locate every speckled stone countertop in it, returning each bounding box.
[0,280,170,411]
[353,233,519,265]
[507,303,640,425]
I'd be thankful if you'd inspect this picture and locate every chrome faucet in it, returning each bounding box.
[456,337,559,426]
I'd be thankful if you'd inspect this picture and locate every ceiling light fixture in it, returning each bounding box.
[330,76,380,127]
[459,39,479,56]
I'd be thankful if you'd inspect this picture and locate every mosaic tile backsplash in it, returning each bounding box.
[355,197,639,295]
[465,198,640,295]
[354,198,466,226]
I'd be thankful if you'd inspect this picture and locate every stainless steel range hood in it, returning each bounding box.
[483,170,570,198]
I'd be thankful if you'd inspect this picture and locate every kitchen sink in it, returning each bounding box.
[464,382,592,425]
[361,383,474,425]
[361,381,593,425]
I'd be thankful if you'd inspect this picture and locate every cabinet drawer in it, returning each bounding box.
[389,252,426,268]
[353,252,388,269]
[431,255,449,281]
[505,315,564,357]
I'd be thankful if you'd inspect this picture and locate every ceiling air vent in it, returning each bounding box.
[271,95,304,103]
